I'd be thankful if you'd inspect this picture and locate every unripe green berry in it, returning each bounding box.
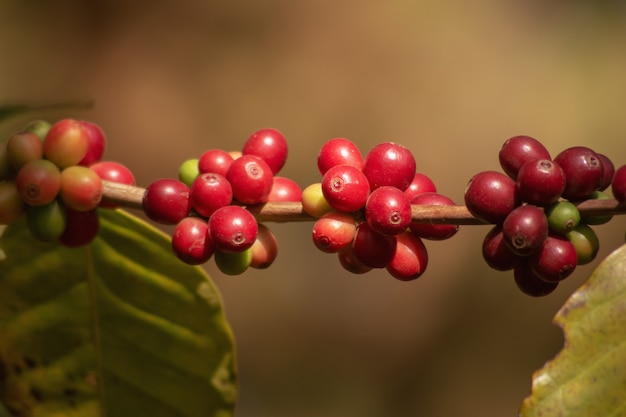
[6,131,44,171]
[545,201,580,234]
[26,199,67,241]
[0,181,25,224]
[214,248,253,275]
[16,159,62,206]
[43,119,89,168]
[179,158,200,187]
[301,182,333,218]
[24,120,51,141]
[566,223,599,265]
[60,166,103,211]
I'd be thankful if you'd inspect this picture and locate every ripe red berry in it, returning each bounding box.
[612,164,626,203]
[515,159,566,206]
[16,159,61,206]
[198,149,234,177]
[242,128,288,174]
[596,153,615,191]
[267,176,302,202]
[78,121,107,166]
[172,217,214,265]
[43,119,90,168]
[514,261,558,297]
[529,234,578,282]
[59,166,103,212]
[226,154,274,204]
[317,138,363,175]
[409,192,459,240]
[365,186,412,236]
[386,231,428,281]
[321,164,370,213]
[481,225,520,271]
[464,171,519,224]
[502,205,548,256]
[499,135,550,179]
[337,245,373,274]
[250,223,279,269]
[90,161,136,208]
[6,131,44,171]
[404,172,437,201]
[190,173,233,217]
[554,146,603,200]
[208,205,258,253]
[312,211,357,253]
[362,142,416,191]
[143,178,191,225]
[352,222,397,268]
[59,208,99,248]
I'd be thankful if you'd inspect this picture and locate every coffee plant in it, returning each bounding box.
[1,110,626,416]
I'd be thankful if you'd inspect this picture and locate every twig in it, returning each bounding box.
[102,181,626,225]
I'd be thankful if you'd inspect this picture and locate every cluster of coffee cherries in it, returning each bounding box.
[465,135,626,296]
[301,138,458,280]
[0,119,135,246]
[141,128,302,275]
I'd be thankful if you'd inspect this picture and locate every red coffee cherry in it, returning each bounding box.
[209,205,258,253]
[90,161,136,208]
[352,222,397,268]
[386,231,428,281]
[190,173,233,217]
[312,211,357,253]
[242,128,288,175]
[502,205,548,256]
[250,223,279,269]
[404,172,437,201]
[78,121,107,166]
[596,153,615,191]
[409,192,459,240]
[515,159,566,206]
[317,138,363,175]
[59,166,103,212]
[16,159,61,206]
[267,176,302,202]
[365,186,412,236]
[482,225,520,271]
[321,164,370,213]
[59,208,99,248]
[172,217,214,265]
[43,119,90,168]
[6,130,44,171]
[0,181,25,224]
[198,149,234,177]
[337,245,373,274]
[362,142,416,191]
[143,178,191,225]
[226,154,274,204]
[499,135,550,179]
[513,261,558,297]
[612,164,626,203]
[464,171,519,224]
[554,146,603,200]
[529,234,578,283]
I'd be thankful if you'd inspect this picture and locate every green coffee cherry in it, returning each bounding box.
[566,223,599,265]
[24,120,52,141]
[26,199,67,241]
[581,190,613,225]
[301,182,333,218]
[545,201,580,234]
[214,248,252,275]
[179,158,200,187]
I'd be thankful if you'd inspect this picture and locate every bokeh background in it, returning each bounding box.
[2,1,626,416]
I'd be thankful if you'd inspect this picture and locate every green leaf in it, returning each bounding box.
[0,209,236,417]
[520,243,626,416]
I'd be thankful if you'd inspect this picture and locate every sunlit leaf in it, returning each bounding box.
[0,209,236,417]
[520,243,626,416]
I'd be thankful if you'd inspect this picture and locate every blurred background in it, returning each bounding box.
[2,1,626,416]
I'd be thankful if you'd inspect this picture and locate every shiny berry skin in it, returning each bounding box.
[464,171,519,224]
[208,205,258,253]
[143,178,191,225]
[352,222,397,268]
[198,149,234,177]
[90,161,136,208]
[43,119,90,168]
[362,142,416,191]
[386,231,428,281]
[172,217,214,265]
[409,192,459,240]
[502,205,548,256]
[404,172,437,201]
[566,223,599,265]
[499,135,550,179]
[321,164,370,213]
[481,225,520,271]
[242,128,288,175]
[78,121,107,166]
[190,173,233,217]
[16,159,61,206]
[6,130,44,171]
[545,201,580,234]
[24,119,51,141]
[267,176,302,202]
[317,138,363,174]
[178,158,200,188]
[515,159,566,206]
[226,154,274,204]
[611,164,626,203]
[301,182,333,218]
[597,153,615,191]
[26,199,66,241]
[214,248,253,275]
[529,234,577,282]
[365,186,412,236]
[0,181,25,224]
[337,245,372,274]
[554,146,603,200]
[312,211,357,253]
[59,208,99,248]
[250,223,279,269]
[59,166,103,212]
[514,262,558,297]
